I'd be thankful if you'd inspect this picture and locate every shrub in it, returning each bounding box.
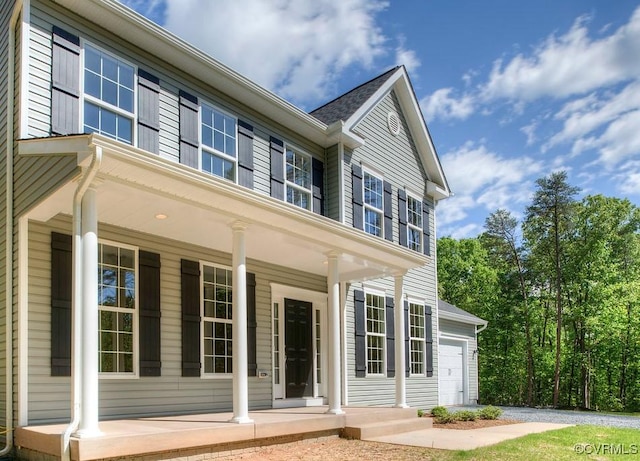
[430,406,449,418]
[435,413,456,424]
[417,409,424,417]
[477,405,503,420]
[453,410,477,421]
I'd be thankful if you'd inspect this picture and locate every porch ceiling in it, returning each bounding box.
[19,135,429,282]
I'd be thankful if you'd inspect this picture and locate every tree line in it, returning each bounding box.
[437,171,640,411]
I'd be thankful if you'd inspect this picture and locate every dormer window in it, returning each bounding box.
[83,44,135,144]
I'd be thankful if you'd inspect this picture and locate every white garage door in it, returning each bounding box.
[439,339,465,405]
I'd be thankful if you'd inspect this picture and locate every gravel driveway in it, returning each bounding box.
[453,405,640,429]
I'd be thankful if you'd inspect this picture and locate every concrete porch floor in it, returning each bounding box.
[14,406,421,461]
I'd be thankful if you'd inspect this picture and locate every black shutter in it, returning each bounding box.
[139,250,161,376]
[423,203,431,256]
[426,305,433,377]
[398,189,408,248]
[404,301,410,377]
[51,27,80,136]
[386,296,395,378]
[270,137,285,200]
[384,181,393,242]
[179,90,199,169]
[51,232,72,376]
[352,165,363,230]
[354,290,366,377]
[181,259,201,377]
[312,158,324,215]
[237,120,254,189]
[138,69,160,155]
[247,272,257,377]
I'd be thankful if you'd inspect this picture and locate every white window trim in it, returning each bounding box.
[284,144,313,211]
[199,101,238,183]
[200,260,234,379]
[407,298,426,377]
[364,287,386,377]
[362,168,385,238]
[98,238,139,379]
[406,192,423,253]
[80,39,138,146]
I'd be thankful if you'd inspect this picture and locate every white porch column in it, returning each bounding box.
[394,272,408,408]
[230,222,253,424]
[326,252,344,414]
[76,186,101,437]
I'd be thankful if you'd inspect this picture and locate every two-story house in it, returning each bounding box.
[0,0,456,458]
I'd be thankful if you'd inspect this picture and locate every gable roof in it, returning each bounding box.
[310,67,399,125]
[313,66,450,201]
[438,299,487,326]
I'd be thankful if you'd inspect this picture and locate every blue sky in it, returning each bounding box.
[121,0,640,238]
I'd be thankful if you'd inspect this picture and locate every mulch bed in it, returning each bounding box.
[431,417,521,430]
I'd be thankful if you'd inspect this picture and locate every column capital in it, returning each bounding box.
[231,221,248,232]
[392,269,406,279]
[325,250,341,261]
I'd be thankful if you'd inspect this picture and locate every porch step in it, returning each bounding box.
[343,407,432,439]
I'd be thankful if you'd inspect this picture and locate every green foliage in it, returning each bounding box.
[434,413,456,424]
[439,170,640,412]
[453,410,477,421]
[430,406,449,418]
[417,409,424,417]
[477,405,502,420]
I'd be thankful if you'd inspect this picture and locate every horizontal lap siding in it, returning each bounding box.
[439,319,478,403]
[28,12,53,137]
[252,128,271,196]
[27,216,326,423]
[345,92,438,409]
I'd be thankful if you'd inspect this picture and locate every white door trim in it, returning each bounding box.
[270,283,328,403]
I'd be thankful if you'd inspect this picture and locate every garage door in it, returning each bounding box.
[439,339,465,405]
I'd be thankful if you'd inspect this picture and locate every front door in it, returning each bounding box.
[285,298,313,398]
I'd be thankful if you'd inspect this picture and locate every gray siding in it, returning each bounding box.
[27,216,326,424]
[343,91,438,409]
[439,319,479,404]
[27,1,325,201]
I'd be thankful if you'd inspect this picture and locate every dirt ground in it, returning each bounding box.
[229,418,520,460]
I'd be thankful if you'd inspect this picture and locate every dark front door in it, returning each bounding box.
[285,298,313,398]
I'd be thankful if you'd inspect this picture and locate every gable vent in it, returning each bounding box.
[387,111,400,136]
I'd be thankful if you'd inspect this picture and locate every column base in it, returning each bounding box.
[228,415,254,424]
[325,408,345,415]
[73,427,104,438]
[393,403,409,409]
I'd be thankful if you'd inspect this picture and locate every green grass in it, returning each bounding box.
[423,426,640,460]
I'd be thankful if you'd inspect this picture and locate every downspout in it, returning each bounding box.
[2,0,27,455]
[476,323,488,334]
[60,144,102,461]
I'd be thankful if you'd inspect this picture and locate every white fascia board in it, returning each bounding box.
[438,310,487,326]
[342,67,451,199]
[52,0,335,147]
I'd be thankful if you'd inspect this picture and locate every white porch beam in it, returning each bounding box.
[76,186,101,437]
[326,252,344,415]
[229,222,253,424]
[394,273,408,408]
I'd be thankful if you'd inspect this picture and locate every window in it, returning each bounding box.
[201,103,237,181]
[409,302,425,375]
[407,195,423,252]
[363,171,384,237]
[365,292,385,375]
[285,147,312,210]
[202,263,233,375]
[83,44,135,144]
[98,242,137,374]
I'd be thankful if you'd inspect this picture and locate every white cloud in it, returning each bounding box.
[395,46,420,76]
[120,0,165,22]
[162,0,389,105]
[480,9,640,102]
[441,222,481,240]
[420,88,475,122]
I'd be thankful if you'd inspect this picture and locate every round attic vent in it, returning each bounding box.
[387,111,400,136]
